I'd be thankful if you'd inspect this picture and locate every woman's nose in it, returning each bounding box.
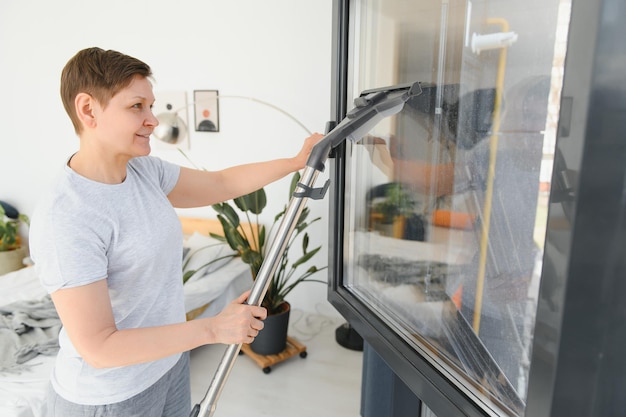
[147,111,159,127]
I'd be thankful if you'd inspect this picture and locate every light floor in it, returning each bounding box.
[190,308,363,417]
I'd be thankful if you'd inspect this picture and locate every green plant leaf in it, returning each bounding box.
[218,215,247,251]
[291,246,321,268]
[209,233,226,242]
[258,225,266,251]
[213,203,240,229]
[18,213,30,226]
[297,207,310,226]
[182,270,197,284]
[289,171,301,197]
[234,188,267,215]
[274,207,286,223]
[241,248,263,278]
[211,202,225,215]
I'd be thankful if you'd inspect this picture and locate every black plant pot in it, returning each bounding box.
[250,302,290,355]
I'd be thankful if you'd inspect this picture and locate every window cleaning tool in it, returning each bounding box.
[190,81,423,417]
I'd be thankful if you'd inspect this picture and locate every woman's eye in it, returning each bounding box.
[132,103,143,109]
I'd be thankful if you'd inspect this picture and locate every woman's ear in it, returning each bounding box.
[75,93,97,129]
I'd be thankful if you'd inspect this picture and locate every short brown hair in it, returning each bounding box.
[60,47,152,134]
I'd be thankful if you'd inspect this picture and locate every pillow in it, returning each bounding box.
[182,232,237,283]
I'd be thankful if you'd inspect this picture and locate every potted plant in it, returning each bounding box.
[208,172,327,355]
[0,201,30,275]
[371,182,416,238]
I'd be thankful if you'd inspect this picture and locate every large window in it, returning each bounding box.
[340,0,571,415]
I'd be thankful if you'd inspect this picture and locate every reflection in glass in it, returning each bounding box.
[343,0,571,415]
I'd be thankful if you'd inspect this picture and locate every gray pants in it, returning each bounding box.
[44,352,191,417]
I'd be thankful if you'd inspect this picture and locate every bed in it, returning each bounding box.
[0,217,252,417]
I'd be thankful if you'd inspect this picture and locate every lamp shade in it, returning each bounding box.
[153,112,188,144]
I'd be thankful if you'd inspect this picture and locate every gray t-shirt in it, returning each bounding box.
[29,155,184,405]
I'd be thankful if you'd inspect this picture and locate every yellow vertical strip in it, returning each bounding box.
[472,18,510,333]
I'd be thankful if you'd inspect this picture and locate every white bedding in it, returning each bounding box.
[0,254,252,417]
[0,267,51,417]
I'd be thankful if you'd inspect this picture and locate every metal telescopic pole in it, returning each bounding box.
[190,166,321,417]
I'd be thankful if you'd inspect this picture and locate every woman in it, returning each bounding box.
[29,47,323,417]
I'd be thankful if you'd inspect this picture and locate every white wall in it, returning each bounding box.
[0,0,338,316]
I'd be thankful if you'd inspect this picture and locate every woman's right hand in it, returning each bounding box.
[206,291,267,345]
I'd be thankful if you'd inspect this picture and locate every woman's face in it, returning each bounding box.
[91,75,158,159]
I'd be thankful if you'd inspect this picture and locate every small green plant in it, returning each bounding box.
[209,172,327,315]
[0,203,30,252]
[373,183,415,224]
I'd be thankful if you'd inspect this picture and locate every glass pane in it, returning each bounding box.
[344,0,572,415]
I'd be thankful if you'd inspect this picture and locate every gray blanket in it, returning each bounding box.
[0,294,61,373]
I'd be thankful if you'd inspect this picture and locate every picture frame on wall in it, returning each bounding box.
[194,90,220,132]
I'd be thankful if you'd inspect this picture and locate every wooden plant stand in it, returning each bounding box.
[240,336,307,374]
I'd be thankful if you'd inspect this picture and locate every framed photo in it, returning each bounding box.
[193,90,220,132]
